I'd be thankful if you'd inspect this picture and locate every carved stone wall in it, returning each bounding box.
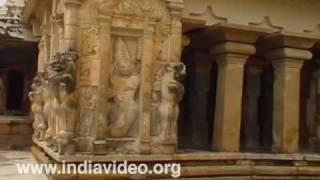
[28,0,186,156]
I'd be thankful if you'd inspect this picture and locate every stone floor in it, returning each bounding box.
[0,150,47,180]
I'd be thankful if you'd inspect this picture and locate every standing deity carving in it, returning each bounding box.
[107,38,140,138]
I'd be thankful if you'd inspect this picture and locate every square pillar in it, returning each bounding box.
[213,53,249,152]
[209,24,267,151]
[264,33,318,153]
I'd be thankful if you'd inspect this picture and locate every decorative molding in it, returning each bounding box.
[249,16,282,32]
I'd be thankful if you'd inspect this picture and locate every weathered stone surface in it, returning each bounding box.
[21,0,320,179]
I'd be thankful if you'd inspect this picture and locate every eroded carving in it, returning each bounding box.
[107,38,140,138]
[153,62,185,146]
[29,73,46,141]
[30,50,79,155]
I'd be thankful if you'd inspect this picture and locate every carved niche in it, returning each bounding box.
[107,37,141,139]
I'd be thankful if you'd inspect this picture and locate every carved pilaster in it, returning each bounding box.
[167,0,184,62]
[51,14,63,56]
[139,22,155,154]
[93,15,112,154]
[64,0,82,50]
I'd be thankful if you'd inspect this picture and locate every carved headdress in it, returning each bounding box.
[114,37,133,64]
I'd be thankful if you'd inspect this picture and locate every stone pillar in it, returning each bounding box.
[209,25,262,152]
[58,19,64,53]
[167,0,184,62]
[64,0,81,50]
[242,65,262,150]
[264,34,317,153]
[93,15,112,154]
[139,23,155,154]
[51,15,63,57]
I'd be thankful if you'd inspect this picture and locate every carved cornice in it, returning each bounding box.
[182,0,320,35]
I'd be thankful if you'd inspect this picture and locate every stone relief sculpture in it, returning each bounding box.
[29,73,46,141]
[107,38,140,138]
[42,79,56,148]
[29,0,185,156]
[30,50,79,155]
[153,62,185,144]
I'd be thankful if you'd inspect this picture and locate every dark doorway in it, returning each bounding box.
[6,70,25,113]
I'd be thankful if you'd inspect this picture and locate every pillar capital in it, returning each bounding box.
[166,0,184,17]
[210,42,256,58]
[272,58,307,70]
[266,48,312,62]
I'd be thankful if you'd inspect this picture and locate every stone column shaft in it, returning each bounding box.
[211,41,256,152]
[139,24,154,153]
[265,39,315,152]
[272,58,306,152]
[93,15,112,154]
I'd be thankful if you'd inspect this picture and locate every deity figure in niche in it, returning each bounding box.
[107,37,140,138]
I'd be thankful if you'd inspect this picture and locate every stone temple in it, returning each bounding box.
[1,0,320,179]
